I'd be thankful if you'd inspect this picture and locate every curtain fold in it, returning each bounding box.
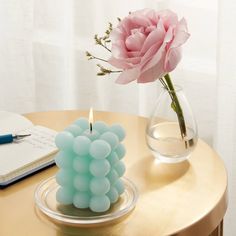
[213,1,236,235]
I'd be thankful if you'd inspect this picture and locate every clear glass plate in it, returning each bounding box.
[34,176,138,226]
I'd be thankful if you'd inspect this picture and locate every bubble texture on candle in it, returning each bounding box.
[64,125,83,137]
[55,119,127,212]
[73,156,90,173]
[106,169,119,184]
[110,124,126,141]
[56,187,74,205]
[74,118,89,130]
[55,151,74,169]
[89,159,111,177]
[90,177,110,195]
[114,179,125,195]
[73,174,91,191]
[89,140,111,159]
[73,136,91,156]
[106,187,119,203]
[115,143,126,160]
[56,169,74,186]
[114,161,126,177]
[107,152,119,166]
[100,131,119,149]
[89,195,110,213]
[55,131,74,150]
[83,129,100,141]
[73,192,90,209]
[93,121,109,134]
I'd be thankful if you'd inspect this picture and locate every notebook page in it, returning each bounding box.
[0,111,33,134]
[0,125,58,177]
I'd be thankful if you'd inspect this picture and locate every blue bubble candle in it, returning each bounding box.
[55,108,126,213]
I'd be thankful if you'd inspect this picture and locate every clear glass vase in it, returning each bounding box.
[146,85,198,163]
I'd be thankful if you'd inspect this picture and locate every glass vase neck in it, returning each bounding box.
[162,84,183,93]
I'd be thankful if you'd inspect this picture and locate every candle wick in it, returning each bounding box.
[90,123,92,134]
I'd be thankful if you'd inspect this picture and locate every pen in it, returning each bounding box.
[0,134,31,144]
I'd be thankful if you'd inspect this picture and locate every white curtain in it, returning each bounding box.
[214,0,236,235]
[0,0,235,234]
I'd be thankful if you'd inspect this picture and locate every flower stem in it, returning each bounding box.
[90,56,108,63]
[163,74,187,145]
[100,43,111,52]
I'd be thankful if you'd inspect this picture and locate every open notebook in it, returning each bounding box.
[0,111,58,187]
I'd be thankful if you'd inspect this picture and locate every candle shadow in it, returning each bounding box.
[55,218,128,236]
[127,155,190,193]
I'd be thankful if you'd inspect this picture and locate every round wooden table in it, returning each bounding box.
[0,111,227,236]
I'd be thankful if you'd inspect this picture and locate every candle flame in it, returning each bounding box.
[89,107,93,133]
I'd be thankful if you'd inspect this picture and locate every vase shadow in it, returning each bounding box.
[127,155,190,193]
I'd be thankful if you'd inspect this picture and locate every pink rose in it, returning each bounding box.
[108,9,190,84]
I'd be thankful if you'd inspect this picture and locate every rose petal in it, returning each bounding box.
[140,42,161,66]
[141,43,166,73]
[163,26,174,44]
[119,9,154,37]
[137,43,167,82]
[108,57,130,69]
[132,8,156,22]
[111,40,128,58]
[164,47,182,72]
[145,9,158,24]
[125,56,141,64]
[115,67,140,84]
[125,31,146,51]
[141,18,166,53]
[158,10,178,29]
[121,18,136,36]
[108,56,141,69]
[145,25,156,34]
[127,51,141,58]
[110,27,124,41]
[138,61,165,83]
[170,18,190,48]
[131,15,153,28]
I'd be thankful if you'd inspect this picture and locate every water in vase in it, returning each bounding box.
[146,122,197,162]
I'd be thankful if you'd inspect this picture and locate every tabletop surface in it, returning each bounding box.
[0,110,227,236]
